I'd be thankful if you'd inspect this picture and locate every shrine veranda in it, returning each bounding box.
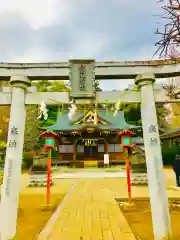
[0,59,180,239]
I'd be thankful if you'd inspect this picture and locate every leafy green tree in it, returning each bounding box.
[118,95,169,133]
[0,106,10,141]
[32,80,70,92]
[0,130,6,151]
[32,80,50,92]
[49,81,70,92]
[120,103,141,126]
[39,106,59,129]
[94,80,101,91]
[162,79,180,130]
[156,103,170,133]
[0,130,6,162]
[23,105,41,152]
[31,80,70,130]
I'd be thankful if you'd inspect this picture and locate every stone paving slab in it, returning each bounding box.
[53,172,126,179]
[38,169,180,240]
[39,179,136,240]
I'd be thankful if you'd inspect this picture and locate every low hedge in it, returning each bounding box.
[29,164,48,172]
[22,152,34,169]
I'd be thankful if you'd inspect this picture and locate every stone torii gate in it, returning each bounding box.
[1,59,180,240]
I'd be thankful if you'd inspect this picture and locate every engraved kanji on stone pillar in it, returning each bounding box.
[0,75,31,239]
[135,73,172,240]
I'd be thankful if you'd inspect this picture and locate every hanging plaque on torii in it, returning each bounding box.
[69,59,95,101]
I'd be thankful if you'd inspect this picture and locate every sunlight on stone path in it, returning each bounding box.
[47,179,135,240]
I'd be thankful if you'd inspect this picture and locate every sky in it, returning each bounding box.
[0,0,163,90]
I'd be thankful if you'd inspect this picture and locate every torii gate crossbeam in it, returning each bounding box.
[0,89,180,105]
[0,59,179,80]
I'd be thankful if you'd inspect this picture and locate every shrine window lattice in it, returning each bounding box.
[58,144,123,153]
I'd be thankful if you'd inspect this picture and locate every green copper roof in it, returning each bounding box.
[47,110,140,132]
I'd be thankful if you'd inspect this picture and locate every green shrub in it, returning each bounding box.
[0,141,6,150]
[51,148,56,158]
[0,152,4,161]
[29,164,48,172]
[22,152,33,169]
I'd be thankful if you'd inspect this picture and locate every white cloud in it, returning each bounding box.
[6,48,49,62]
[65,34,110,60]
[0,0,74,29]
[0,0,159,64]
[128,45,157,60]
[0,0,165,92]
[8,35,109,62]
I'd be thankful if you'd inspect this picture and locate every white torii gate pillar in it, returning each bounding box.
[135,73,172,240]
[0,75,30,239]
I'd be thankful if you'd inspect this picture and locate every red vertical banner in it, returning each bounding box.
[124,147,132,203]
[46,148,52,205]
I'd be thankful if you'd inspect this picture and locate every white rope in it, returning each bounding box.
[113,85,139,116]
[37,101,48,120]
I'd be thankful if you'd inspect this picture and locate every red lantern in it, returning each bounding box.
[119,130,135,148]
[40,131,57,205]
[119,130,135,204]
[40,131,57,150]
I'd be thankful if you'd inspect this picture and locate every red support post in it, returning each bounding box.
[73,143,76,167]
[124,147,132,204]
[105,143,109,153]
[46,148,52,205]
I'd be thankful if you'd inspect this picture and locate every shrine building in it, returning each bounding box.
[46,108,141,167]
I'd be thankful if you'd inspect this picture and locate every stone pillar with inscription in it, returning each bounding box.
[0,75,30,239]
[135,73,172,240]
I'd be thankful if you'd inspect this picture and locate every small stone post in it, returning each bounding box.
[0,75,30,239]
[135,73,172,240]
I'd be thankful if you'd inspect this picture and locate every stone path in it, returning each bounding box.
[38,168,180,240]
[38,179,136,240]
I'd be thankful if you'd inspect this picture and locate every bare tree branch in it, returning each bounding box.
[155,0,180,58]
[163,78,180,99]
